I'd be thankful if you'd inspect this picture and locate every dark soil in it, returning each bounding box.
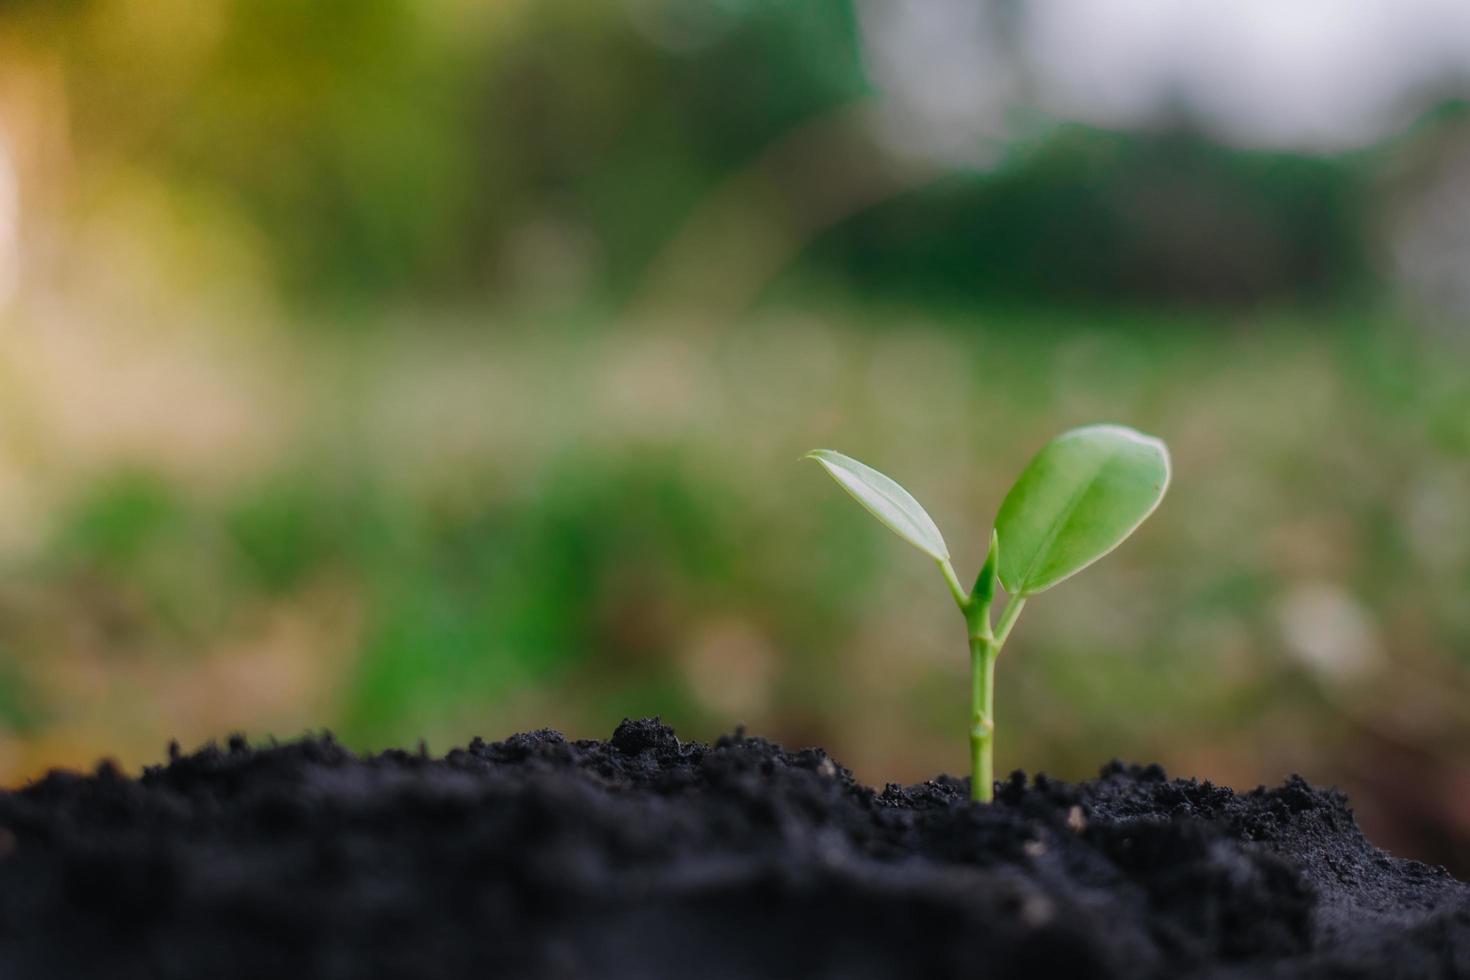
[0,718,1466,979]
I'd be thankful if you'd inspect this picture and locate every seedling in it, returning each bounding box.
[806,424,1169,802]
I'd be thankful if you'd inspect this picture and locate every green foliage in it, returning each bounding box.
[803,450,949,562]
[53,472,184,571]
[792,127,1374,309]
[808,424,1169,802]
[0,656,43,735]
[226,476,344,593]
[45,471,240,641]
[995,425,1170,596]
[8,3,1376,311]
[339,455,740,745]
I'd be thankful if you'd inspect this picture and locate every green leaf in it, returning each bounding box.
[995,425,1169,596]
[972,529,999,607]
[805,449,949,562]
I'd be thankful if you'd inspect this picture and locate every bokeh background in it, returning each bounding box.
[2,0,1469,870]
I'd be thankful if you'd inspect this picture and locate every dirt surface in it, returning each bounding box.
[0,718,1465,979]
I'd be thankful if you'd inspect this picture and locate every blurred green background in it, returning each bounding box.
[1,0,1469,870]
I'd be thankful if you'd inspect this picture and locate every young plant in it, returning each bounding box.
[806,424,1169,802]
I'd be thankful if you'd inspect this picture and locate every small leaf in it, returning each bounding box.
[995,425,1169,596]
[972,529,999,608]
[805,449,950,562]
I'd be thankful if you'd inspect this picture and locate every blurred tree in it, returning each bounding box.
[0,0,1387,312]
[789,126,1375,310]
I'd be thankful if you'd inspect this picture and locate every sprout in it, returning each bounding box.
[806,424,1170,802]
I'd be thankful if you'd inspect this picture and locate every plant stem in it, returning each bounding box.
[969,634,997,802]
[940,554,1025,804]
[938,558,969,612]
[969,594,1024,802]
[993,595,1027,646]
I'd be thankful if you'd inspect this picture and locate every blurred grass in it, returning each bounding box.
[1,305,1466,813]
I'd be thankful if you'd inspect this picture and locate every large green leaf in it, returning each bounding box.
[805,449,949,562]
[995,425,1169,596]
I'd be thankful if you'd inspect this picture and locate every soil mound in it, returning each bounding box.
[0,718,1465,979]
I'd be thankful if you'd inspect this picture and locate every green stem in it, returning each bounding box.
[969,634,997,802]
[939,551,1024,804]
[938,558,969,613]
[993,595,1027,646]
[969,594,1025,803]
